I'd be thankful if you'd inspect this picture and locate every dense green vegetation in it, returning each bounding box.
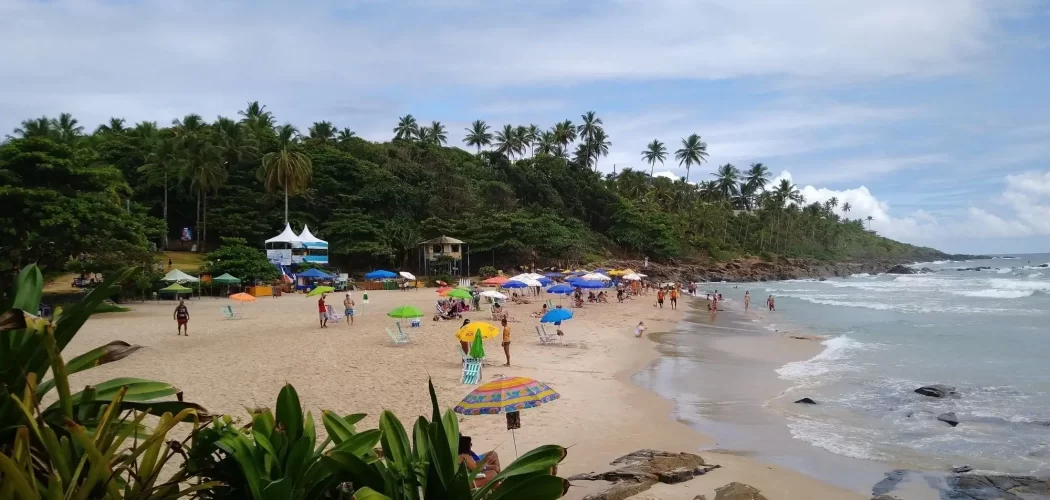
[0,264,568,499]
[1,105,948,287]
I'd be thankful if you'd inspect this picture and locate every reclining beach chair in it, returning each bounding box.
[222,305,240,320]
[326,305,343,321]
[535,325,557,345]
[386,325,410,345]
[461,357,482,385]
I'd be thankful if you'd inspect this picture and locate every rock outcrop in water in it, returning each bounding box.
[872,469,1050,499]
[915,384,956,398]
[937,412,960,427]
[568,449,720,500]
[794,397,818,404]
[885,265,915,274]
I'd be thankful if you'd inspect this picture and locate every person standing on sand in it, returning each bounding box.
[656,288,665,308]
[174,299,190,336]
[167,256,173,269]
[501,318,511,366]
[318,294,329,328]
[669,287,678,310]
[744,290,750,311]
[343,293,355,326]
[767,295,775,312]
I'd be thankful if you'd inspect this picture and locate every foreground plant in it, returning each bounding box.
[0,264,210,498]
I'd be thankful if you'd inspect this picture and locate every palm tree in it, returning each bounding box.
[640,139,667,182]
[866,215,874,229]
[51,113,83,144]
[512,126,530,159]
[828,197,839,210]
[842,202,851,214]
[493,124,516,159]
[771,178,803,206]
[527,124,541,157]
[463,120,492,153]
[95,117,127,135]
[589,128,611,171]
[712,164,741,201]
[337,128,356,142]
[552,120,577,150]
[307,121,336,143]
[743,163,770,208]
[393,114,419,141]
[577,111,603,144]
[416,126,434,144]
[138,136,182,249]
[10,116,55,140]
[535,130,556,156]
[674,134,709,184]
[214,117,258,166]
[238,101,275,135]
[173,117,224,249]
[430,121,448,145]
[573,142,594,169]
[258,125,313,224]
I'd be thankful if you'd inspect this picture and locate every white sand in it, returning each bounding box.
[67,289,861,499]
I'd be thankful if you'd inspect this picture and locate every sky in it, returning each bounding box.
[2,0,1050,254]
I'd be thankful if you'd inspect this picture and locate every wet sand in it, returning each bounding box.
[66,289,862,499]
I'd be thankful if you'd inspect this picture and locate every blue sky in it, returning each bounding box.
[2,0,1049,254]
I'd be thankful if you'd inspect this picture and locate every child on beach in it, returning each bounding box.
[634,321,647,338]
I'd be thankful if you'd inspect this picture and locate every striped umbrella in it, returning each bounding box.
[454,376,560,416]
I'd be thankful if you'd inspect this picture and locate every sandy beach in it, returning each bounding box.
[66,289,862,499]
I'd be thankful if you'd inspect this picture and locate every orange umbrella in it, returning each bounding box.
[230,293,256,301]
[482,276,509,285]
[436,286,452,294]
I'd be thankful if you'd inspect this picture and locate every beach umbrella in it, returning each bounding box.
[435,286,452,294]
[622,273,643,281]
[581,272,611,281]
[230,292,255,302]
[502,280,528,289]
[456,321,501,342]
[543,272,564,278]
[454,376,561,456]
[540,308,573,324]
[212,273,241,285]
[480,290,507,300]
[307,286,335,297]
[399,271,416,281]
[574,280,605,289]
[538,277,553,286]
[365,269,397,280]
[387,305,424,318]
[482,276,509,285]
[469,332,485,359]
[445,288,472,300]
[546,284,574,295]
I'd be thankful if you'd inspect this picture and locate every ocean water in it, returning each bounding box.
[754,253,1050,476]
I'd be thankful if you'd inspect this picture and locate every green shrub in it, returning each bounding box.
[478,266,498,279]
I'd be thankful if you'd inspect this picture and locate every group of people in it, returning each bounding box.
[655,286,680,309]
[741,290,775,312]
[316,293,355,328]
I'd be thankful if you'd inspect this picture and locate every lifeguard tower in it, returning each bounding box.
[297,225,329,264]
[419,236,468,277]
[264,223,300,266]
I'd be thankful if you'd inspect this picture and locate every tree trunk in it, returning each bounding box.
[195,191,201,251]
[162,170,169,250]
[202,193,207,251]
[284,185,289,225]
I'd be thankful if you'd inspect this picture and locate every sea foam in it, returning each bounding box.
[776,335,865,383]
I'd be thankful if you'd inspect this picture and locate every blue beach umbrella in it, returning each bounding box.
[538,277,553,286]
[540,308,573,324]
[544,272,564,278]
[502,280,528,289]
[546,284,574,295]
[574,280,605,289]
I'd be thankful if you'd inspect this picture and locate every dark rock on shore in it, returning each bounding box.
[920,267,934,273]
[947,474,1050,499]
[915,384,956,398]
[953,465,974,473]
[938,412,960,427]
[886,265,915,274]
[570,449,720,500]
[794,397,818,404]
[714,482,768,500]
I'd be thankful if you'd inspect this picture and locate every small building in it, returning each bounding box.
[298,225,329,265]
[264,223,301,266]
[419,236,468,277]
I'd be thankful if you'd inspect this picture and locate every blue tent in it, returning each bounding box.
[574,280,605,289]
[298,268,332,279]
[365,270,397,280]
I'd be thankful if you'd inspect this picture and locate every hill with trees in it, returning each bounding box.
[1,105,952,288]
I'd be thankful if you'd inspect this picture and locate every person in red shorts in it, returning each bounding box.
[318,294,329,328]
[174,299,190,336]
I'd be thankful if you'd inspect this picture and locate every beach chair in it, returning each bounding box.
[461,357,482,385]
[386,326,410,345]
[326,305,343,321]
[535,325,557,345]
[222,305,239,320]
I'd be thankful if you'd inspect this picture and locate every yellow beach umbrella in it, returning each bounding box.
[455,321,501,342]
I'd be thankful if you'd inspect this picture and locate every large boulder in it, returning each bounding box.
[915,384,956,398]
[794,397,818,405]
[947,474,1050,499]
[886,265,915,274]
[572,449,719,500]
[714,482,768,500]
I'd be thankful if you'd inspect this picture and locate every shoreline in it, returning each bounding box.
[66,289,862,499]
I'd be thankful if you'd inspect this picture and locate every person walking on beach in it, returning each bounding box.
[318,294,329,328]
[669,287,678,310]
[167,256,173,269]
[767,295,775,312]
[744,290,750,311]
[174,299,190,336]
[501,318,512,366]
[656,288,665,308]
[343,293,355,326]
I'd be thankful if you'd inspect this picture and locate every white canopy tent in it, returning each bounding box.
[162,269,199,282]
[265,223,301,246]
[297,225,327,246]
[581,272,612,281]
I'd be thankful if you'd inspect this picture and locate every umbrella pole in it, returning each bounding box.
[511,429,518,458]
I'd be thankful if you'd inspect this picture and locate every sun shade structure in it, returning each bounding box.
[159,283,191,293]
[162,269,199,283]
[264,223,302,266]
[482,276,509,285]
[297,268,332,279]
[211,273,240,285]
[454,376,560,415]
[387,305,424,318]
[399,271,417,280]
[297,224,328,264]
[365,270,398,280]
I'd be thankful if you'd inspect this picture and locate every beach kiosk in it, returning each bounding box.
[264,223,302,266]
[419,236,468,278]
[297,225,329,265]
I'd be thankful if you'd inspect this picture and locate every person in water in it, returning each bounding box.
[767,295,775,311]
[744,290,750,311]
